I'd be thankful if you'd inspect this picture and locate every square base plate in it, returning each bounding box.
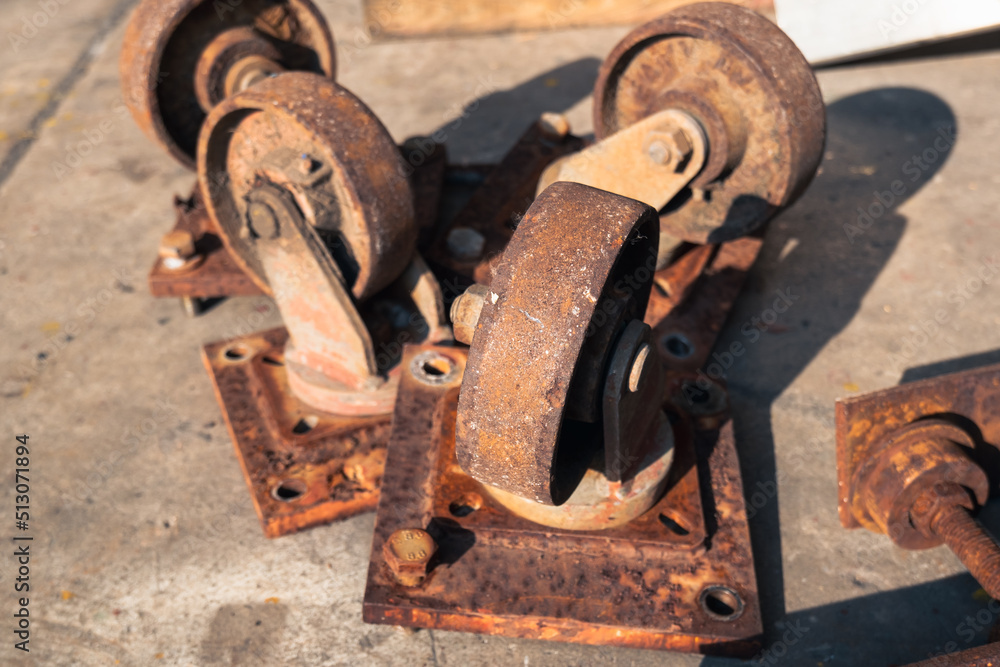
[363,345,763,657]
[203,327,392,537]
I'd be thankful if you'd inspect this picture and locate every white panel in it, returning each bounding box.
[774,0,1000,65]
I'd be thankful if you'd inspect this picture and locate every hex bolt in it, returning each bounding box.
[446,226,486,262]
[382,528,437,587]
[159,229,204,274]
[450,283,491,345]
[646,140,672,166]
[538,112,570,141]
[160,230,196,261]
[912,482,1000,599]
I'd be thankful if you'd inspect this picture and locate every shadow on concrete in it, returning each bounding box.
[902,349,1000,384]
[422,57,601,228]
[431,56,601,165]
[701,574,997,665]
[715,87,958,663]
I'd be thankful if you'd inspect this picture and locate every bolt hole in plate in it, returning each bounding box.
[271,478,308,502]
[662,332,694,359]
[700,585,744,622]
[292,415,319,434]
[224,344,252,361]
[410,351,460,385]
[678,379,728,416]
[202,328,393,537]
[658,513,690,536]
[449,493,483,518]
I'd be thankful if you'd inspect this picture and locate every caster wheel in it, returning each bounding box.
[593,3,825,243]
[121,0,335,168]
[197,72,415,302]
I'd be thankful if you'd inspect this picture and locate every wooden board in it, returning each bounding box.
[363,0,774,38]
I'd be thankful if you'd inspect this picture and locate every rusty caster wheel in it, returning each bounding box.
[591,2,825,246]
[199,72,415,303]
[454,182,675,527]
[121,0,335,168]
[198,72,447,416]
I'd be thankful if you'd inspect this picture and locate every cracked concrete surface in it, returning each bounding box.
[1,1,999,665]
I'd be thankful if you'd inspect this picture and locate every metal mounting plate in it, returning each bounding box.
[363,344,763,657]
[202,327,391,537]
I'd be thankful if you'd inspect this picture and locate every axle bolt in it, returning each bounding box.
[450,284,491,346]
[911,481,1000,599]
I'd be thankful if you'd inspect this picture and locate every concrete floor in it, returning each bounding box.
[2,1,1000,665]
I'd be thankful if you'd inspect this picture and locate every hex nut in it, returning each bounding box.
[450,283,491,346]
[645,128,693,172]
[383,528,437,587]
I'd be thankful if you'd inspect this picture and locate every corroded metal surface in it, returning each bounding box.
[455,182,660,506]
[425,118,585,287]
[363,344,762,656]
[148,143,447,303]
[536,109,709,216]
[202,328,390,537]
[648,236,764,371]
[836,363,1000,529]
[837,364,1000,599]
[593,2,825,243]
[199,72,416,302]
[121,0,335,168]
